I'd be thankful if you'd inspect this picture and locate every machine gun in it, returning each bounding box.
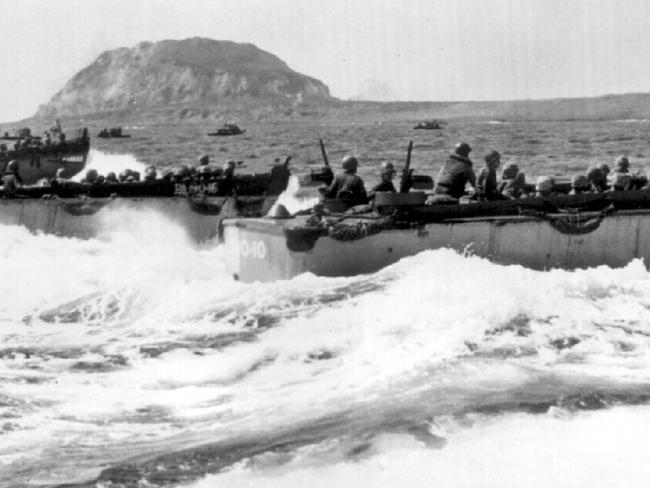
[301,139,334,187]
[399,140,414,193]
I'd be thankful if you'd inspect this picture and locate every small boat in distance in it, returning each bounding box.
[413,120,443,130]
[0,126,90,184]
[207,123,245,136]
[97,127,131,138]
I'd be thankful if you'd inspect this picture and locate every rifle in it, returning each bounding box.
[400,140,413,193]
[319,138,330,167]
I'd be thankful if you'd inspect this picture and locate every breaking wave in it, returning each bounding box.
[71,149,148,181]
[2,204,650,485]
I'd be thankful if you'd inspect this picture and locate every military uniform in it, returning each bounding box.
[434,154,476,199]
[324,172,368,207]
[476,167,499,200]
[2,172,20,196]
[369,179,396,196]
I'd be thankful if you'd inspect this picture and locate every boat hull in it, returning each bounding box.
[223,209,650,282]
[0,195,277,242]
[0,129,90,184]
[0,152,87,185]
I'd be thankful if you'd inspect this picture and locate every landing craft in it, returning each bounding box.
[223,189,650,282]
[413,120,443,130]
[0,158,293,242]
[207,123,245,136]
[0,127,89,184]
[97,127,131,138]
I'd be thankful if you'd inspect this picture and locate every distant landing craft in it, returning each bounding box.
[97,127,131,138]
[413,120,443,130]
[207,123,245,136]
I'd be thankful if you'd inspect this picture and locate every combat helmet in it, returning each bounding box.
[484,150,501,166]
[341,155,359,172]
[454,142,472,158]
[615,155,630,172]
[380,161,396,175]
[571,174,590,190]
[501,163,519,180]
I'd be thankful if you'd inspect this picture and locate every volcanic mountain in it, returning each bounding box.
[36,38,334,119]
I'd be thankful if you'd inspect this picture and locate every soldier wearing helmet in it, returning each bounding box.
[322,155,368,207]
[368,161,397,200]
[2,160,22,196]
[434,142,477,199]
[535,176,555,197]
[81,168,99,185]
[476,150,502,200]
[144,165,158,183]
[172,165,191,182]
[614,155,630,173]
[587,166,607,192]
[105,172,119,184]
[569,174,591,195]
[223,160,237,179]
[499,163,526,199]
[609,155,645,190]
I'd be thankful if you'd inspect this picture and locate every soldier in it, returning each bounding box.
[499,163,526,199]
[535,176,555,197]
[81,168,100,185]
[476,150,502,200]
[368,161,397,199]
[434,142,476,199]
[144,166,158,183]
[323,155,368,207]
[2,160,22,196]
[609,155,646,189]
[587,166,608,192]
[569,174,591,195]
[223,160,237,179]
[160,169,174,182]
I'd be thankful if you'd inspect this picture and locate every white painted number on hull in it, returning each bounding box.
[240,239,267,260]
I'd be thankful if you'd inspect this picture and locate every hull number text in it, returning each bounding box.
[240,239,267,260]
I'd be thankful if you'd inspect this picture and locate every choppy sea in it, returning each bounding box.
[2,151,650,487]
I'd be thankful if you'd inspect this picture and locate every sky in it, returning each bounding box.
[1,0,650,121]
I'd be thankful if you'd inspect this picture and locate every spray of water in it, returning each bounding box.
[71,149,148,181]
[275,176,320,214]
[3,159,650,485]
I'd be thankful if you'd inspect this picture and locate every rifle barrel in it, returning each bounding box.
[319,139,330,167]
[400,140,414,193]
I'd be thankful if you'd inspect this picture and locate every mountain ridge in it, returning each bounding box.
[26,37,650,124]
[36,37,333,119]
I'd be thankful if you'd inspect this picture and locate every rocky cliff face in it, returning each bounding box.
[36,38,333,118]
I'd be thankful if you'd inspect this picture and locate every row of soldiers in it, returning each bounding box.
[0,133,67,155]
[322,142,648,206]
[435,142,646,200]
[59,156,238,186]
[1,155,240,195]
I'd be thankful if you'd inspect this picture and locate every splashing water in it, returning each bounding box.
[2,179,650,485]
[71,149,148,181]
[275,176,319,214]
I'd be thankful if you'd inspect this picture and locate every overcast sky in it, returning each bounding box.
[1,0,649,121]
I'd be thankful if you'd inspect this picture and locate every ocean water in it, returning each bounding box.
[2,152,650,486]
